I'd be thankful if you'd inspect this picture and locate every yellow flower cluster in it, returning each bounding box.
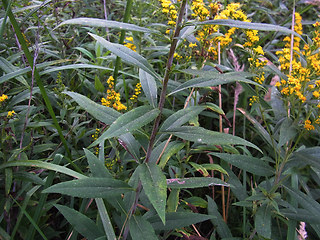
[159,0,178,33]
[101,76,127,111]
[91,128,100,155]
[105,157,117,170]
[7,110,15,118]
[130,82,142,102]
[275,14,320,106]
[124,37,136,52]
[249,95,259,106]
[304,119,315,131]
[0,94,8,102]
[191,2,260,60]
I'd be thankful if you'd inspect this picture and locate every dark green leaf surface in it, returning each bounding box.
[148,212,214,231]
[139,163,167,224]
[167,177,228,188]
[129,216,158,240]
[54,204,104,240]
[92,105,160,146]
[255,204,271,239]
[139,69,158,108]
[43,178,133,198]
[164,126,261,152]
[210,153,274,176]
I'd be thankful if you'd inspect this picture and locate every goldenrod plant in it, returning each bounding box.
[1,0,320,239]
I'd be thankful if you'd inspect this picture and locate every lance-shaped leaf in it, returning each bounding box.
[197,19,302,38]
[0,160,85,179]
[43,178,133,198]
[64,91,120,125]
[54,204,105,240]
[139,163,167,224]
[91,105,160,146]
[89,33,161,80]
[169,72,261,96]
[56,18,158,33]
[139,69,158,108]
[84,149,112,178]
[163,126,261,152]
[255,204,272,239]
[210,153,274,176]
[148,212,214,231]
[159,106,206,131]
[167,177,228,188]
[129,216,158,240]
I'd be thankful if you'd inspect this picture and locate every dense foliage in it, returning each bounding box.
[1,0,320,239]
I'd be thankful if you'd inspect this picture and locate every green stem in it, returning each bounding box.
[145,0,187,163]
[2,0,81,173]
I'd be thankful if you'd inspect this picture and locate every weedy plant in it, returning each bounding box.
[1,0,320,239]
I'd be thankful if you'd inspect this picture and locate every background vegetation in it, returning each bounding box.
[1,0,320,239]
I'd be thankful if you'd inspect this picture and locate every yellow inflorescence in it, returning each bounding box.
[7,110,15,118]
[159,0,178,33]
[124,37,136,52]
[101,76,127,111]
[130,82,142,102]
[304,119,315,131]
[249,95,259,106]
[91,128,100,155]
[0,94,8,102]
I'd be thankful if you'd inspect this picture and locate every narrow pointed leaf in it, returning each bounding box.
[207,196,232,238]
[0,160,85,179]
[169,73,261,96]
[95,198,117,240]
[139,163,167,224]
[64,91,120,125]
[198,19,302,38]
[148,212,214,231]
[92,106,160,146]
[210,153,274,176]
[43,178,133,198]
[54,204,104,240]
[159,106,206,131]
[139,69,158,108]
[255,204,271,239]
[56,18,158,33]
[167,177,228,188]
[164,126,261,152]
[118,133,141,161]
[89,33,161,80]
[84,149,112,178]
[129,216,158,240]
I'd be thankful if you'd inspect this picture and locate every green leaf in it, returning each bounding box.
[0,160,85,179]
[129,216,158,240]
[198,19,302,38]
[255,204,271,239]
[164,126,261,152]
[210,153,274,176]
[237,108,274,147]
[94,75,105,92]
[278,118,297,148]
[169,73,261,96]
[167,177,228,188]
[56,18,158,33]
[139,69,158,108]
[139,163,167,224]
[54,204,104,240]
[92,105,160,146]
[43,178,133,198]
[159,106,206,131]
[64,91,121,125]
[284,186,320,222]
[189,162,210,177]
[167,189,180,212]
[84,149,112,178]
[148,212,214,231]
[158,141,185,168]
[207,196,232,238]
[201,163,228,176]
[185,197,208,208]
[95,198,117,240]
[118,133,141,162]
[89,33,161,80]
